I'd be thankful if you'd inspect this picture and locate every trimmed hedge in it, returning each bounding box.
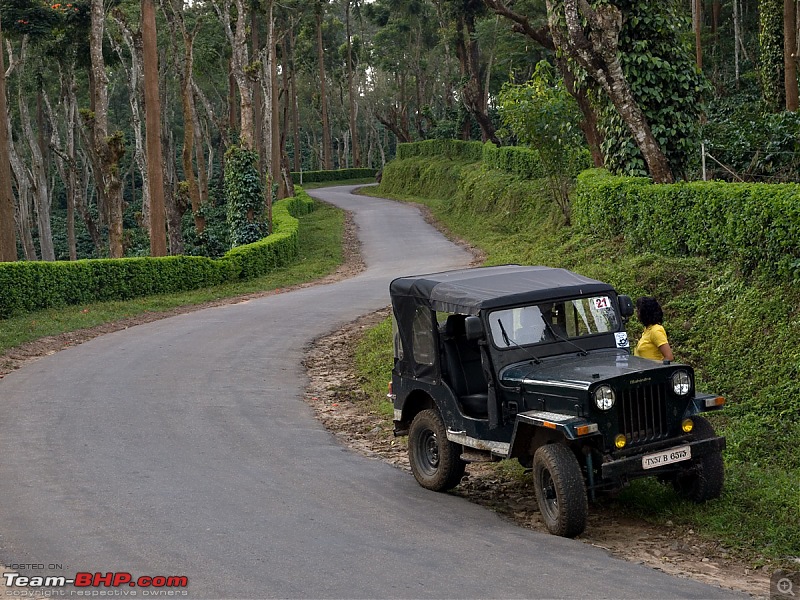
[396,140,483,161]
[573,169,800,280]
[0,190,316,319]
[290,168,377,184]
[482,142,547,180]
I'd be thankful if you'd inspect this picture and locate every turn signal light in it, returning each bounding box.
[576,423,599,436]
[681,418,694,433]
[614,434,627,449]
[705,396,725,408]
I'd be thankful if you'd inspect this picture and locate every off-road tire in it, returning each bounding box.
[408,409,466,492]
[533,444,588,538]
[672,416,724,502]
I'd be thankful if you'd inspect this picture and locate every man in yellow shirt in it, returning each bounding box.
[634,296,674,361]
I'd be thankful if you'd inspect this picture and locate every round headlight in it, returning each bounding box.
[594,385,615,410]
[671,370,691,396]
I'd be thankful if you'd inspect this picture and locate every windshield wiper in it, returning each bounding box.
[497,318,541,364]
[544,321,588,356]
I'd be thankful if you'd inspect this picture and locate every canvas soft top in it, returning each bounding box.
[390,265,615,314]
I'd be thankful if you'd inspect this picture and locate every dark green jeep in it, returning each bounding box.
[389,265,725,537]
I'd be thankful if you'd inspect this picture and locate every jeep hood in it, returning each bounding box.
[501,349,678,390]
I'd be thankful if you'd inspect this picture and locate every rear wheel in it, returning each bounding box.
[672,416,724,502]
[408,409,466,491]
[533,444,588,538]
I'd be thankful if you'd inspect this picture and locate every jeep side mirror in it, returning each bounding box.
[618,295,634,319]
[464,316,485,341]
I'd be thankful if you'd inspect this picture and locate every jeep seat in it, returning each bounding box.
[440,316,488,418]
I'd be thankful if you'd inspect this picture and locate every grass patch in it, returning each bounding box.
[358,161,800,566]
[0,201,345,354]
[354,317,394,419]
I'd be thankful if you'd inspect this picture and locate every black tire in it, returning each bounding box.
[408,409,466,492]
[533,444,588,538]
[672,416,724,502]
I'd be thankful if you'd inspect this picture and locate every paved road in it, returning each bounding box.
[0,186,740,599]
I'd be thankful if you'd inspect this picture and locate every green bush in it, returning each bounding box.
[0,190,316,319]
[290,168,378,184]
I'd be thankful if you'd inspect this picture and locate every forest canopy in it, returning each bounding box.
[0,0,795,262]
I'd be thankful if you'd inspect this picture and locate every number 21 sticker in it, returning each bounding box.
[593,296,611,310]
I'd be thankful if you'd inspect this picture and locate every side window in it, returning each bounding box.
[412,308,435,366]
[392,313,404,360]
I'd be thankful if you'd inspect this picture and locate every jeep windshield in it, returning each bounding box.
[489,295,620,349]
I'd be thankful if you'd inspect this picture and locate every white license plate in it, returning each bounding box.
[641,445,692,470]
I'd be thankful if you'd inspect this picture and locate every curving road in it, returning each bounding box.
[0,186,740,599]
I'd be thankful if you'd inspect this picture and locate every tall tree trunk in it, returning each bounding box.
[19,76,55,260]
[345,0,361,167]
[165,0,205,234]
[0,17,18,261]
[86,0,126,257]
[287,28,301,172]
[252,7,266,179]
[546,0,674,183]
[109,13,150,237]
[7,133,37,260]
[269,5,282,201]
[316,3,333,169]
[761,0,785,110]
[213,0,253,147]
[142,0,167,255]
[785,0,799,110]
[454,10,499,144]
[693,0,703,70]
[46,65,80,260]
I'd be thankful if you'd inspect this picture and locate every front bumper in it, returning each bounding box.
[601,436,726,480]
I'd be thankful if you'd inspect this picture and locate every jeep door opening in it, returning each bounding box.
[388,265,726,538]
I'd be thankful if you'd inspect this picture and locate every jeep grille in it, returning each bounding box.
[619,383,668,444]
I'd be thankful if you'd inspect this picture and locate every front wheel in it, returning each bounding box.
[533,444,588,538]
[672,416,724,502]
[408,409,466,491]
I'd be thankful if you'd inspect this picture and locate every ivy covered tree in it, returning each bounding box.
[596,1,710,180]
[224,145,267,247]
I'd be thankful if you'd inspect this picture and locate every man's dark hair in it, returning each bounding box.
[635,296,664,327]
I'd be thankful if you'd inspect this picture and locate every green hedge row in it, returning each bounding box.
[481,142,547,179]
[573,169,800,280]
[396,140,483,161]
[290,168,377,184]
[0,190,316,319]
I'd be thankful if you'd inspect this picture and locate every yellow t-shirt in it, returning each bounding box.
[635,324,669,360]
